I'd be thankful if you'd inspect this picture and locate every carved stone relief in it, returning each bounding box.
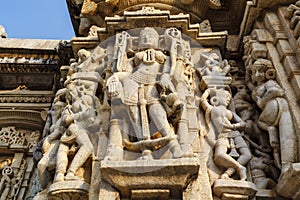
[34,24,298,199]
[1,1,300,200]
[70,0,224,36]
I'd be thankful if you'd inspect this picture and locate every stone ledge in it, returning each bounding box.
[101,157,200,199]
[213,179,257,198]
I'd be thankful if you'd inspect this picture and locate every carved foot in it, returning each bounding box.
[65,172,82,181]
[54,172,64,183]
[169,140,183,159]
[220,173,231,180]
[237,166,247,181]
[138,150,153,160]
[220,167,235,180]
[104,145,123,161]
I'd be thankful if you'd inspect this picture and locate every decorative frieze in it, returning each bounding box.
[0,127,40,152]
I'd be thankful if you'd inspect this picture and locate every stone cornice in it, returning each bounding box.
[0,90,53,104]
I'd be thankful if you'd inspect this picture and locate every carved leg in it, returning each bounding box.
[128,105,143,140]
[279,110,296,173]
[267,126,281,169]
[177,118,193,157]
[54,143,69,182]
[65,132,93,181]
[214,138,247,180]
[105,119,124,161]
[149,104,183,158]
[38,148,52,188]
[149,103,175,138]
[220,167,235,179]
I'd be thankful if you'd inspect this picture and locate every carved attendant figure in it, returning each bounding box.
[54,78,97,182]
[37,89,67,189]
[201,88,251,180]
[246,58,295,172]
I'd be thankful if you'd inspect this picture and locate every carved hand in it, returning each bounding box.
[107,75,122,97]
[65,115,74,126]
[42,137,51,153]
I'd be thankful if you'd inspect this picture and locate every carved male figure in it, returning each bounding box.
[106,28,183,159]
[246,58,295,172]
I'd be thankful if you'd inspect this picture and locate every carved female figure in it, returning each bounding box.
[38,89,67,189]
[201,88,251,180]
[54,78,97,182]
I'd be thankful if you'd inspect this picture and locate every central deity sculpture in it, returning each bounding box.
[105,28,187,160]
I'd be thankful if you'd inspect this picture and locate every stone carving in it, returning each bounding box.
[286,1,300,42]
[198,52,232,91]
[0,127,39,151]
[200,53,230,77]
[249,155,278,189]
[73,0,224,36]
[27,130,41,152]
[0,158,27,200]
[38,90,67,189]
[0,64,58,73]
[36,68,101,200]
[54,74,99,182]
[201,88,251,181]
[105,28,186,160]
[245,58,295,173]
[0,127,26,146]
[1,0,300,199]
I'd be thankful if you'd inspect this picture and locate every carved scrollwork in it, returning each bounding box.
[0,158,27,200]
[0,127,40,152]
[0,64,58,73]
[0,96,52,103]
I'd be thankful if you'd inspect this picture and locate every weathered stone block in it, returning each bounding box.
[251,29,273,43]
[251,42,268,59]
[131,189,170,200]
[221,193,248,200]
[48,181,90,200]
[283,55,299,78]
[290,74,300,99]
[276,39,294,61]
[277,163,300,199]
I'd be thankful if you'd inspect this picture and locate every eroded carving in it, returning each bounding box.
[246,58,294,172]
[0,158,27,200]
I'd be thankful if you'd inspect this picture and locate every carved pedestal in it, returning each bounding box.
[48,181,90,200]
[213,179,257,200]
[100,158,200,199]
